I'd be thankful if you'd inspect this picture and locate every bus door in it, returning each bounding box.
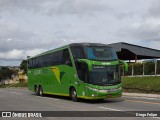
[70,46,89,97]
[76,62,90,97]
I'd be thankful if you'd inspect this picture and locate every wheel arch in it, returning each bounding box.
[34,84,37,92]
[69,86,76,91]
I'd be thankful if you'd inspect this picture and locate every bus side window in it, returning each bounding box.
[63,49,72,66]
[28,60,31,69]
[31,58,33,68]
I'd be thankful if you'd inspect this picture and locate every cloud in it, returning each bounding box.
[148,0,160,17]
[25,49,47,57]
[0,0,110,16]
[118,18,160,41]
[45,0,110,16]
[0,0,160,66]
[0,48,46,61]
[117,17,160,50]
[0,49,24,60]
[0,18,66,51]
[0,19,38,51]
[0,0,43,13]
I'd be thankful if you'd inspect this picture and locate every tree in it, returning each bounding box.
[0,67,16,82]
[0,72,3,82]
[20,60,27,74]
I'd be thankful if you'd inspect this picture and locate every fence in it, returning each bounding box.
[120,61,160,76]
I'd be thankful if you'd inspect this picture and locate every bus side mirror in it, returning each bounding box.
[119,60,128,72]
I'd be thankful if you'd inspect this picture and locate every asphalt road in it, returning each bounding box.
[0,88,160,120]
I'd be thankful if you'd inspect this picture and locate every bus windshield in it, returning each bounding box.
[85,46,118,61]
[90,65,120,86]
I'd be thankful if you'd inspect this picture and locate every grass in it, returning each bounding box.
[0,84,11,88]
[122,76,160,94]
[0,82,28,88]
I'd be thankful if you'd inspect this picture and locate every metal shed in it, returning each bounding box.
[108,42,160,62]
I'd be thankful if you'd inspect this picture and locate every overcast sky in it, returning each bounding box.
[0,0,160,66]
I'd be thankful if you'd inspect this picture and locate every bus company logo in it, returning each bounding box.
[51,67,61,83]
[102,62,110,65]
[2,112,11,117]
[34,70,42,75]
[51,67,65,84]
[1,112,42,118]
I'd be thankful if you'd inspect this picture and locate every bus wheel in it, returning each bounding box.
[39,86,44,97]
[35,85,39,96]
[70,88,78,102]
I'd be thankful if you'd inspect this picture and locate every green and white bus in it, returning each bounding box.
[27,43,128,101]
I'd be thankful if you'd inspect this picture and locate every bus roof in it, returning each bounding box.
[69,43,111,47]
[28,42,111,59]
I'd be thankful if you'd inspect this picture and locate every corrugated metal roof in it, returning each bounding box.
[108,42,160,60]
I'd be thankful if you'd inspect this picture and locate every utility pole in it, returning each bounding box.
[132,64,134,76]
[143,62,145,76]
[154,59,157,76]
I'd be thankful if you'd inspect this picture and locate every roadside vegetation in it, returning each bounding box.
[122,76,160,94]
[0,67,17,81]
[0,82,28,88]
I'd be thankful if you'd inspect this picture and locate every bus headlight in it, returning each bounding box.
[86,86,122,93]
[86,86,99,92]
[108,87,122,92]
[99,89,109,93]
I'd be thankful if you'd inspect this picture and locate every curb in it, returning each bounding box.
[6,87,28,89]
[122,92,160,99]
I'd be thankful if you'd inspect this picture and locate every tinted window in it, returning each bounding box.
[51,51,63,66]
[28,59,31,68]
[85,46,118,61]
[44,51,63,67]
[28,49,77,69]
[62,49,72,66]
[28,50,63,69]
[70,47,85,60]
[41,55,46,67]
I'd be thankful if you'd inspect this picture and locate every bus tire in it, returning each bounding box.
[70,88,78,102]
[35,85,39,96]
[39,86,44,97]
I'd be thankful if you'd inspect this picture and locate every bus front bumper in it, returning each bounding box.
[78,90,122,100]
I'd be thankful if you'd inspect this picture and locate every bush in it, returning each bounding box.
[122,76,160,94]
[144,62,155,75]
